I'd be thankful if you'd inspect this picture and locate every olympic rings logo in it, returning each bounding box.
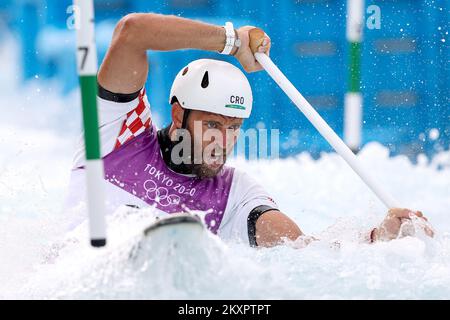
[143,179,181,207]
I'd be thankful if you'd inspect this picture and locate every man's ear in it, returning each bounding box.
[171,102,184,129]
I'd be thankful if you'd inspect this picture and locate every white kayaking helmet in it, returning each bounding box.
[169,59,253,120]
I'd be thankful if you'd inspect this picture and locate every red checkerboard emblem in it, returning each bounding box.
[114,90,151,150]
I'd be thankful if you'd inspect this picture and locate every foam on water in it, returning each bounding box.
[1,37,450,299]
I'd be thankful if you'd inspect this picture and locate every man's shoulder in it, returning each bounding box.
[227,166,277,205]
[228,167,262,189]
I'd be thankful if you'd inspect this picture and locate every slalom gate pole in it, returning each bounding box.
[74,0,107,247]
[248,28,400,209]
[344,0,364,152]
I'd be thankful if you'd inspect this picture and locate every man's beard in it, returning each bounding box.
[190,157,226,179]
[172,128,230,179]
[189,139,227,179]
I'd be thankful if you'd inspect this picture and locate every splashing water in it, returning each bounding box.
[0,59,449,300]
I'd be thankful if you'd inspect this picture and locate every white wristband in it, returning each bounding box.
[220,22,235,55]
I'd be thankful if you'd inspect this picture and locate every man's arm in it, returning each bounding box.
[98,13,270,94]
[255,210,303,247]
[254,208,434,248]
[256,208,434,247]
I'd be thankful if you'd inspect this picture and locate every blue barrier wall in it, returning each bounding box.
[2,0,448,158]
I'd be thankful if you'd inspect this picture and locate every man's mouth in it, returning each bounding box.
[208,152,225,167]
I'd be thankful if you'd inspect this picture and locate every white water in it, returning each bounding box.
[1,34,450,299]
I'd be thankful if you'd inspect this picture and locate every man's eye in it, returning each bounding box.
[230,124,241,130]
[206,122,218,129]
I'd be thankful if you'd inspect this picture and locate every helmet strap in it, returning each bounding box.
[181,108,191,130]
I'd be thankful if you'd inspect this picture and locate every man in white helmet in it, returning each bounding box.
[67,13,433,247]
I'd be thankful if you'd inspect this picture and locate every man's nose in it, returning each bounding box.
[220,128,229,148]
[223,128,239,148]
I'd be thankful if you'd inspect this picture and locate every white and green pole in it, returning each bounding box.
[74,0,107,247]
[249,28,400,209]
[344,0,364,153]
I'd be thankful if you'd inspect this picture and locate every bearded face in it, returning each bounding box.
[175,109,243,179]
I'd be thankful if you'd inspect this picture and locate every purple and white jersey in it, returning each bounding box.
[66,89,278,244]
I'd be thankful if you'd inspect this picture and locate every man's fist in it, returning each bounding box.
[233,26,271,73]
[372,208,434,242]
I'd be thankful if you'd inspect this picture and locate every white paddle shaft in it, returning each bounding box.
[254,52,400,209]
